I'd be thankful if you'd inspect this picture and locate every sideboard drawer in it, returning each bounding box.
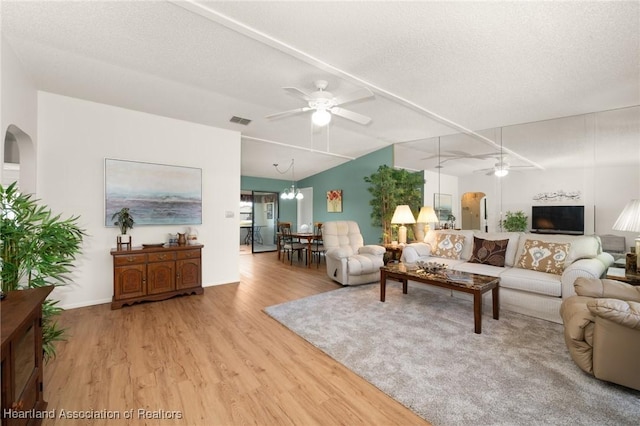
[113,253,147,266]
[148,251,176,262]
[177,249,200,260]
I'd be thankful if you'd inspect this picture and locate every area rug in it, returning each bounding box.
[264,283,640,425]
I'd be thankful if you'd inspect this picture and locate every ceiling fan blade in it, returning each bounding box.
[473,167,494,175]
[330,107,372,125]
[265,107,311,120]
[283,87,312,101]
[333,87,374,106]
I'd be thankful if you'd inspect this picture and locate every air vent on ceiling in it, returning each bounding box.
[230,116,252,126]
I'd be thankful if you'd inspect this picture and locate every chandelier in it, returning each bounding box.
[273,159,303,200]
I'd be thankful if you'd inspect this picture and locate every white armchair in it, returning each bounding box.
[322,221,386,285]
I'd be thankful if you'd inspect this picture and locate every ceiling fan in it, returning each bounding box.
[265,80,374,126]
[473,155,537,176]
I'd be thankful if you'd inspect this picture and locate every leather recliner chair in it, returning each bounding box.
[560,277,640,390]
[322,221,386,285]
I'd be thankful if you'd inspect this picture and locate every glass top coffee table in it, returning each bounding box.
[380,263,500,334]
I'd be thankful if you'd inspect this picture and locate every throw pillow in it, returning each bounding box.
[517,240,571,275]
[432,233,465,259]
[469,237,509,267]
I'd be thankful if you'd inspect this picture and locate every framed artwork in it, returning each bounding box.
[327,189,343,213]
[434,193,452,222]
[266,202,274,220]
[105,158,202,226]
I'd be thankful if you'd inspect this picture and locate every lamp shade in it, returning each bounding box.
[391,205,416,225]
[612,199,640,232]
[417,206,439,223]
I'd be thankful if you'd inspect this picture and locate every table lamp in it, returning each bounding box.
[415,206,439,242]
[391,205,416,245]
[612,199,640,271]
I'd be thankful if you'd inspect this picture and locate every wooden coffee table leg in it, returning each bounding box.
[380,270,386,302]
[474,292,482,334]
[402,278,408,294]
[492,286,500,320]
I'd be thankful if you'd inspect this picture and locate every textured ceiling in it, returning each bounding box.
[2,1,639,179]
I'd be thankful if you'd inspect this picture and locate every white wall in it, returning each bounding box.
[1,37,38,192]
[37,92,241,309]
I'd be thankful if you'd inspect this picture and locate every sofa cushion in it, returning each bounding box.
[425,230,475,260]
[500,267,562,297]
[469,236,509,267]
[473,231,522,266]
[452,262,507,278]
[432,233,465,259]
[515,234,599,266]
[517,239,570,275]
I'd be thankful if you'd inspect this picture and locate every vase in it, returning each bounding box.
[177,233,187,246]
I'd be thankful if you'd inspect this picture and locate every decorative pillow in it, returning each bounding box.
[469,237,509,267]
[432,233,465,259]
[517,240,571,275]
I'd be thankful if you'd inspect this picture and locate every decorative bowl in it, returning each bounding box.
[416,261,448,273]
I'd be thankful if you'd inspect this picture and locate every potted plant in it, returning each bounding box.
[502,210,528,232]
[112,207,135,235]
[364,165,424,243]
[1,182,85,361]
[112,207,134,248]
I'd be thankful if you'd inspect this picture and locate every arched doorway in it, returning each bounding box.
[3,125,36,193]
[461,192,487,231]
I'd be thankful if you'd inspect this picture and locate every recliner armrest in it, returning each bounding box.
[588,299,640,330]
[574,277,640,302]
[358,245,386,256]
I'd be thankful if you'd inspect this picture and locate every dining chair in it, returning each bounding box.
[309,222,325,267]
[277,221,292,260]
[280,224,306,265]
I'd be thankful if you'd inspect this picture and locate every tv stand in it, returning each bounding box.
[530,230,584,236]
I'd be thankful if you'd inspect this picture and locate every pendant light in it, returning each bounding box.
[274,159,303,200]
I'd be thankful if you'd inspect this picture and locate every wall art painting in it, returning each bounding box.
[327,189,343,213]
[434,193,452,222]
[105,158,202,226]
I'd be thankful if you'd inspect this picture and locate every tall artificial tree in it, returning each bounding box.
[364,165,424,243]
[1,182,85,361]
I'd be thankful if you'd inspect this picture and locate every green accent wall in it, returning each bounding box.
[241,146,393,245]
[299,146,393,244]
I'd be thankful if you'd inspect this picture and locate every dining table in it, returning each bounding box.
[278,232,322,268]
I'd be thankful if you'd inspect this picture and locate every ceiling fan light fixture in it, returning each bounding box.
[494,167,509,177]
[312,108,331,126]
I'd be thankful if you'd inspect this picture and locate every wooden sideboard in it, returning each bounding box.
[1,286,53,426]
[111,244,203,309]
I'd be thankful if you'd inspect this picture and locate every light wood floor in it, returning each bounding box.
[43,253,430,425]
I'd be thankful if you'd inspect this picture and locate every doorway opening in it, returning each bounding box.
[461,192,487,231]
[239,191,279,254]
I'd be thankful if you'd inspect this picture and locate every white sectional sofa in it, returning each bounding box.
[400,229,614,323]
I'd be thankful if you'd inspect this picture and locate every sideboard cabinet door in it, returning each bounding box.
[113,264,146,300]
[147,261,176,295]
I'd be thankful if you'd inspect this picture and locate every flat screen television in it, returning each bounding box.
[531,205,585,235]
